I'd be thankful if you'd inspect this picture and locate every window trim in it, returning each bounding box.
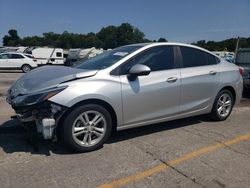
[110,45,179,76]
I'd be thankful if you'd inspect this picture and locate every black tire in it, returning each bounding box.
[21,64,32,73]
[62,104,112,152]
[210,89,234,121]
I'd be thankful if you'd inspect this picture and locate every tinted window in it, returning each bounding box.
[180,47,219,68]
[10,54,24,59]
[180,47,207,67]
[56,52,62,57]
[206,53,219,65]
[120,46,174,74]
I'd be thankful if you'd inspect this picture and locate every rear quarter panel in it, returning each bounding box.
[217,61,243,105]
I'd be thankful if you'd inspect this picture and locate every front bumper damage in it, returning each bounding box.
[10,101,67,140]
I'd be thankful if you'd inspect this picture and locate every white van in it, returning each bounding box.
[30,47,65,65]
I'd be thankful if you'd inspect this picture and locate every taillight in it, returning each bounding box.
[239,67,244,76]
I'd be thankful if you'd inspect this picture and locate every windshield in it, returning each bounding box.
[76,44,146,70]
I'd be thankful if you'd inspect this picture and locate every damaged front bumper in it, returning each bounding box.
[8,99,67,140]
[6,86,68,140]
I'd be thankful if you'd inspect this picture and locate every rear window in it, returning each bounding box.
[25,54,34,59]
[236,52,250,64]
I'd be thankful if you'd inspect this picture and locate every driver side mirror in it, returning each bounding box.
[128,64,151,81]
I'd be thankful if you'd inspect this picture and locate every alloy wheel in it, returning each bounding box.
[22,65,31,73]
[72,110,107,147]
[217,93,232,118]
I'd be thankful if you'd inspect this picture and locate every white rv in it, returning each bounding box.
[67,48,104,61]
[29,47,65,65]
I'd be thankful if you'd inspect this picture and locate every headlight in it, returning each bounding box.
[11,86,67,107]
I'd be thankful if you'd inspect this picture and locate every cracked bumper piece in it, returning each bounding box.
[12,102,67,140]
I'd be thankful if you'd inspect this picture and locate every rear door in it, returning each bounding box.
[119,45,181,126]
[8,54,25,68]
[178,46,221,114]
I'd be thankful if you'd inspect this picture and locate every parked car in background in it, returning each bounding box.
[6,43,243,152]
[235,48,250,89]
[212,51,235,63]
[0,52,38,72]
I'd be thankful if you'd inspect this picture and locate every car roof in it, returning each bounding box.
[0,52,24,55]
[125,42,220,58]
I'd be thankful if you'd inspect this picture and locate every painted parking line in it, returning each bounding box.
[98,133,250,188]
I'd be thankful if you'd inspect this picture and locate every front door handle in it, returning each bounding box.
[209,71,217,75]
[167,77,178,83]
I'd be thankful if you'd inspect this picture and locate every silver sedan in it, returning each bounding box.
[7,42,243,152]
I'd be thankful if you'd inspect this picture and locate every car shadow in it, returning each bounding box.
[0,120,69,156]
[0,115,211,156]
[0,70,22,73]
[108,115,209,144]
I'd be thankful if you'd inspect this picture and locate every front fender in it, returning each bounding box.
[48,79,123,126]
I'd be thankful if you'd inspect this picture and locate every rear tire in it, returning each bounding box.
[210,89,234,121]
[21,64,32,73]
[62,104,112,152]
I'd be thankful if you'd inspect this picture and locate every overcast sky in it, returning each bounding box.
[0,0,250,45]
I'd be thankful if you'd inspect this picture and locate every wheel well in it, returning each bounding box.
[220,86,236,103]
[57,99,118,136]
[21,64,31,67]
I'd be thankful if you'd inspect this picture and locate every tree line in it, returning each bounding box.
[2,22,250,51]
[192,38,250,52]
[2,23,165,49]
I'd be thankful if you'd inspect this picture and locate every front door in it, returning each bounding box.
[119,45,181,126]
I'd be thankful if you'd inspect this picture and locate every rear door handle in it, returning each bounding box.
[209,71,217,75]
[167,77,178,83]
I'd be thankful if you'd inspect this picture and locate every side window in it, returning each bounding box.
[56,52,62,57]
[10,54,24,59]
[180,47,219,67]
[206,53,219,65]
[0,54,9,59]
[180,47,207,68]
[120,46,174,74]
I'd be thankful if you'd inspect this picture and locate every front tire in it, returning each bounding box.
[62,104,112,152]
[210,89,234,121]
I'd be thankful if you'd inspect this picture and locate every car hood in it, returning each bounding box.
[8,66,98,97]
